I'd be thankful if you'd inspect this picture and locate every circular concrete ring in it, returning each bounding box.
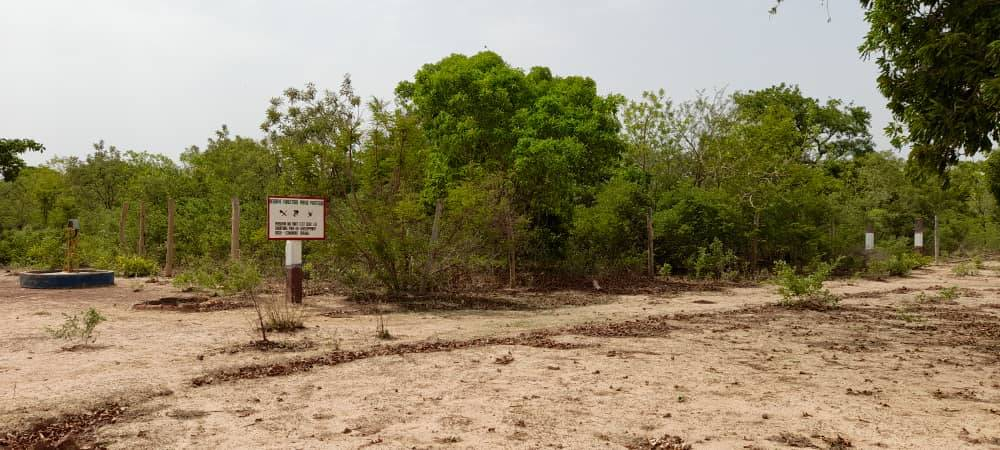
[19,270,115,289]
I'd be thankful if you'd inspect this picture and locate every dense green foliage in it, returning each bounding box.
[774,0,999,172]
[0,138,44,182]
[3,51,998,292]
[860,0,1000,172]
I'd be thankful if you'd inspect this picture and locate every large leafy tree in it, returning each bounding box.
[397,52,624,284]
[0,138,45,181]
[732,84,874,163]
[859,0,1000,171]
[775,0,1000,170]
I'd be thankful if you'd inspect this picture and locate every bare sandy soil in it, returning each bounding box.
[1,264,999,449]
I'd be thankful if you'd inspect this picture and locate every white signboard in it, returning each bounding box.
[267,196,326,240]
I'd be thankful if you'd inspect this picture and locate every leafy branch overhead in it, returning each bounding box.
[0,138,44,181]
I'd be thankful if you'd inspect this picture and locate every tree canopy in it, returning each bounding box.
[0,138,45,181]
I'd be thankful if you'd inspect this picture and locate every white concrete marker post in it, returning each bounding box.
[864,222,875,253]
[268,196,327,304]
[914,218,925,254]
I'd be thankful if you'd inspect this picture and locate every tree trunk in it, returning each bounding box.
[646,207,655,278]
[136,201,146,256]
[165,198,175,276]
[750,210,760,272]
[118,202,129,250]
[230,197,240,261]
[423,198,444,289]
[506,212,516,288]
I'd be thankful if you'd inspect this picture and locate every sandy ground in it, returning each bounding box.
[1,264,999,449]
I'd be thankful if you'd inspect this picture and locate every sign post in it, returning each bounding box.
[268,196,326,304]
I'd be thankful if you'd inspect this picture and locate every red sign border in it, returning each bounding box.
[266,195,328,241]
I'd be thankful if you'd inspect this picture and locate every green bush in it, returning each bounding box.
[864,251,930,279]
[116,255,158,277]
[952,261,979,277]
[773,259,840,309]
[658,262,672,277]
[687,238,739,280]
[46,308,107,344]
[174,259,262,295]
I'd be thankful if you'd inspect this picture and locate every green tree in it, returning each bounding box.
[0,138,44,181]
[859,0,1000,171]
[398,52,624,285]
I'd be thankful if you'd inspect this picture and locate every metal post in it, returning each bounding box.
[285,240,303,304]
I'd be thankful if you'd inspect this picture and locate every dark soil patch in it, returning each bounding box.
[191,332,585,386]
[842,286,913,299]
[625,434,692,450]
[562,315,678,338]
[767,431,817,447]
[346,292,614,313]
[216,339,317,355]
[691,299,716,304]
[132,296,247,312]
[0,402,127,449]
[526,274,741,295]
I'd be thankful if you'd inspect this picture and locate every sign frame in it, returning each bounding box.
[266,195,328,241]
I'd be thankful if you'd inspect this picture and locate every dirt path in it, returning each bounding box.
[2,265,999,448]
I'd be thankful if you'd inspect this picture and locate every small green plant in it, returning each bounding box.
[938,286,960,301]
[376,315,392,340]
[262,295,306,332]
[658,262,672,277]
[895,304,923,323]
[952,261,979,277]
[46,308,107,344]
[687,238,739,280]
[116,255,158,277]
[773,259,840,310]
[864,251,930,279]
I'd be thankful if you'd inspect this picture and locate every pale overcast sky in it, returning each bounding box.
[2,0,892,166]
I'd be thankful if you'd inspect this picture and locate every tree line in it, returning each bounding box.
[2,51,999,292]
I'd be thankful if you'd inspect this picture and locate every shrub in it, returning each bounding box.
[938,286,960,301]
[658,263,672,277]
[46,308,107,344]
[952,261,979,277]
[687,238,739,280]
[864,251,930,279]
[116,255,158,277]
[773,259,840,310]
[261,295,305,332]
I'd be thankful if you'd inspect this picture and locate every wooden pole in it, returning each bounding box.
[230,197,240,261]
[646,208,654,277]
[165,198,176,276]
[136,201,146,256]
[118,202,129,249]
[285,240,303,304]
[934,215,940,263]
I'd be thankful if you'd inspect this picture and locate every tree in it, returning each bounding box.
[860,0,999,171]
[622,89,678,276]
[773,0,1000,171]
[732,84,874,163]
[397,52,624,285]
[0,138,44,181]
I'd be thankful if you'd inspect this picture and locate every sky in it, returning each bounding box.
[1,0,892,166]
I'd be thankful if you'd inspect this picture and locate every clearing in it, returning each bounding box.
[1,264,999,449]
